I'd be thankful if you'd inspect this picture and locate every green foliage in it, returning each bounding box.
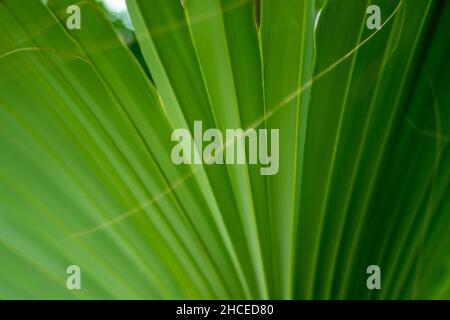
[0,0,449,299]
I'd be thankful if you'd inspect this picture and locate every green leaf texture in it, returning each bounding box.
[0,0,449,299]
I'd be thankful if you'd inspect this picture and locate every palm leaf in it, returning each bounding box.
[0,0,449,299]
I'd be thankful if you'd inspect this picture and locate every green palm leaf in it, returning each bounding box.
[0,0,449,299]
